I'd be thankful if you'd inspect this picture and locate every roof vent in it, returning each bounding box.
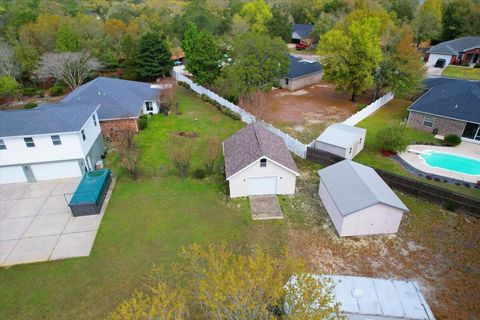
[352,288,363,298]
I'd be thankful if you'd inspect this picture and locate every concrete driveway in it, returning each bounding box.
[249,195,284,220]
[0,178,112,267]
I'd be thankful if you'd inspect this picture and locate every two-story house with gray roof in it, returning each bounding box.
[0,103,104,184]
[62,77,161,135]
[407,80,480,143]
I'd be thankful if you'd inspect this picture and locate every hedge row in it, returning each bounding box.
[200,94,241,121]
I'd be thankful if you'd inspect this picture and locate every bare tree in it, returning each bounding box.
[156,77,177,115]
[239,91,270,122]
[0,42,20,79]
[202,136,221,175]
[116,130,140,180]
[35,52,102,90]
[167,136,195,178]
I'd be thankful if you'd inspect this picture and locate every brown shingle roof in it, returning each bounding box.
[223,123,299,179]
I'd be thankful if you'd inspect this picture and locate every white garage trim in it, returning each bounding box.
[0,166,28,184]
[30,161,82,181]
[248,176,277,196]
[227,156,300,180]
[427,53,454,66]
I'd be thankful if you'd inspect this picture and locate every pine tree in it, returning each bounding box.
[55,24,79,52]
[136,32,173,81]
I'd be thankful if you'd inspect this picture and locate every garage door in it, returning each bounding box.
[0,166,28,184]
[248,177,277,196]
[31,161,82,181]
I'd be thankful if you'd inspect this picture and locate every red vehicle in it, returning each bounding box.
[295,43,309,50]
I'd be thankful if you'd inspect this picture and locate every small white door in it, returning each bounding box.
[248,177,277,196]
[0,166,28,184]
[31,161,83,181]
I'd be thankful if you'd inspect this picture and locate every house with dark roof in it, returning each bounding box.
[426,36,480,66]
[407,80,480,142]
[291,24,313,44]
[318,160,409,237]
[280,55,323,91]
[0,103,104,184]
[223,123,299,198]
[62,77,161,134]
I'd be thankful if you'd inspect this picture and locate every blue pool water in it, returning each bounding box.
[419,151,480,175]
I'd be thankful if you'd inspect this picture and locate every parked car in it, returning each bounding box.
[434,58,446,68]
[296,43,309,50]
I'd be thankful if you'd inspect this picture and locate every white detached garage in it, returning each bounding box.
[318,160,409,237]
[223,123,299,198]
[313,124,366,160]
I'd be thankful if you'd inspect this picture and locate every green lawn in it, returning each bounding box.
[442,65,480,80]
[356,99,480,198]
[0,88,285,320]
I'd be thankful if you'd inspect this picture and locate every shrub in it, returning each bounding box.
[23,87,42,97]
[178,81,190,89]
[24,102,38,109]
[443,134,461,146]
[138,115,148,130]
[357,103,367,111]
[444,200,457,212]
[48,84,64,96]
[0,76,21,99]
[193,168,206,179]
[474,63,480,68]
[376,126,409,153]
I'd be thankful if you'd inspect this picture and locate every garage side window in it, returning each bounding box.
[260,158,267,167]
[93,114,97,127]
[422,115,434,128]
[51,135,62,146]
[24,137,35,148]
[81,129,86,141]
[0,139,6,150]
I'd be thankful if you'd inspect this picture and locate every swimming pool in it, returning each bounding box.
[419,150,480,176]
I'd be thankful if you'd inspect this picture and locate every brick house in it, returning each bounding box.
[280,55,323,91]
[407,80,480,143]
[62,77,161,137]
[426,36,480,66]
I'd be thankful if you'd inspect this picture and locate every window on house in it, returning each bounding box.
[51,135,62,145]
[359,138,362,144]
[24,137,35,148]
[81,129,86,141]
[260,158,267,167]
[285,78,289,85]
[349,147,352,154]
[93,114,97,126]
[145,101,153,111]
[0,139,6,150]
[422,115,434,128]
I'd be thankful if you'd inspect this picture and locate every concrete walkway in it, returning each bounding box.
[398,142,480,183]
[249,195,284,220]
[0,178,115,267]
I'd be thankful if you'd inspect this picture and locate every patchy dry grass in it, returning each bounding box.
[279,159,480,319]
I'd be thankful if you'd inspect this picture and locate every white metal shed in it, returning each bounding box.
[313,124,366,160]
[318,160,409,237]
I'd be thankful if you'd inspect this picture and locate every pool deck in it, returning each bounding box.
[398,142,480,183]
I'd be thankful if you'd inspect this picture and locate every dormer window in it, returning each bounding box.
[260,158,267,167]
[0,139,6,150]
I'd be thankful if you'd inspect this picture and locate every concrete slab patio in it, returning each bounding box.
[0,178,115,267]
[249,195,284,220]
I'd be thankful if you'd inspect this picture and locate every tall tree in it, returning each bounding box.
[412,0,442,45]
[441,0,476,41]
[240,0,273,34]
[319,16,382,101]
[267,6,292,42]
[55,23,79,52]
[35,52,102,89]
[182,24,222,85]
[215,32,289,100]
[0,42,20,79]
[136,32,173,80]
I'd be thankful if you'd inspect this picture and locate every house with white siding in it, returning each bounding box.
[0,103,105,184]
[223,123,299,198]
[313,124,366,160]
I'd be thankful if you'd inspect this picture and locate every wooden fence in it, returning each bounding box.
[306,148,480,217]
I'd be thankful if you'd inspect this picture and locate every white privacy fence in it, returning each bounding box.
[173,68,308,158]
[342,92,394,126]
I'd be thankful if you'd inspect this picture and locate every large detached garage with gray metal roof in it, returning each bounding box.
[318,160,408,237]
[223,123,299,198]
[280,55,323,91]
